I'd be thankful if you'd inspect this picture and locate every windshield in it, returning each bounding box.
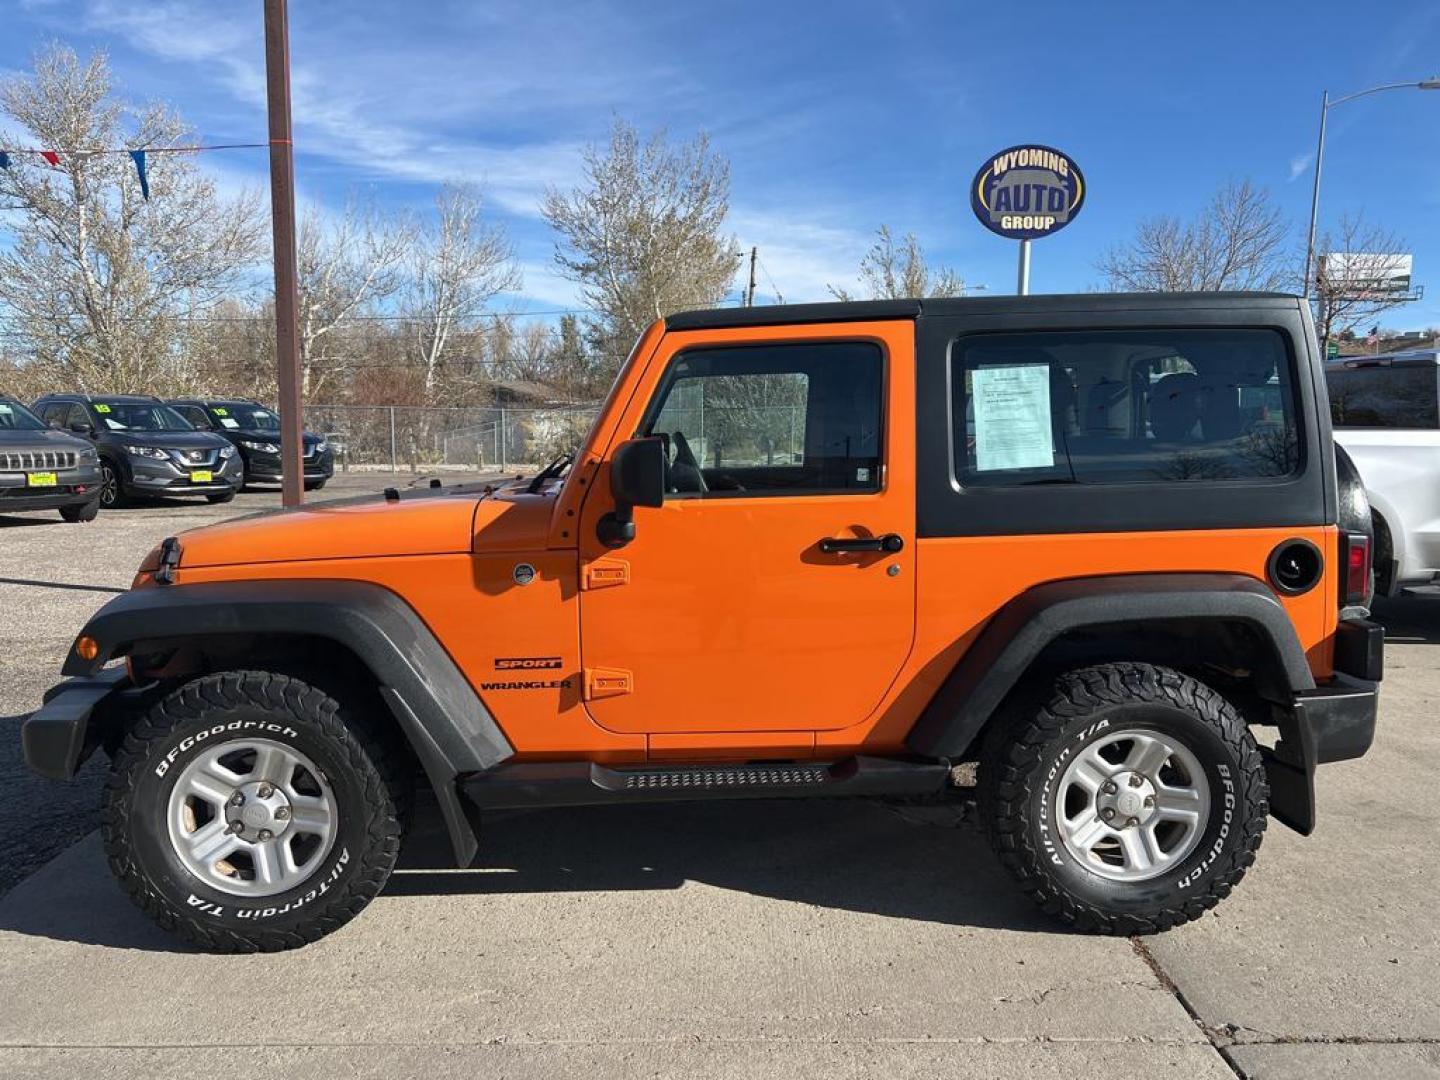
[210,403,279,431]
[94,400,195,432]
[0,399,47,431]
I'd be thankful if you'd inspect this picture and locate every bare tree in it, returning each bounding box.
[405,184,518,398]
[0,44,264,392]
[1097,180,1291,293]
[830,225,970,300]
[297,197,413,398]
[543,118,740,373]
[1314,213,1414,348]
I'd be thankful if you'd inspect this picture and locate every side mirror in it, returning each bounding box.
[68,421,93,436]
[47,419,62,430]
[596,436,666,548]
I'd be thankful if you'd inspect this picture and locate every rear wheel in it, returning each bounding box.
[102,671,406,952]
[979,662,1267,934]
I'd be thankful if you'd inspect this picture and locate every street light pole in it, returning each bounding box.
[263,0,305,509]
[1302,78,1440,302]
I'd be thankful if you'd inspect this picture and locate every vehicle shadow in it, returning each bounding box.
[1372,592,1440,646]
[0,797,1048,953]
[389,796,1050,933]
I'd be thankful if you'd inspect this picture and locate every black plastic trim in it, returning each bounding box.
[58,580,514,863]
[1295,674,1379,765]
[22,666,130,780]
[463,756,949,809]
[1266,537,1324,596]
[906,573,1315,760]
[1333,617,1384,681]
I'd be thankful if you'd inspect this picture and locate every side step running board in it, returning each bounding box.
[463,756,950,810]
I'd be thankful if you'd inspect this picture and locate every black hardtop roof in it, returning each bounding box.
[38,392,164,403]
[666,291,1303,332]
[167,397,264,407]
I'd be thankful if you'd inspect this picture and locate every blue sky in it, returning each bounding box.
[4,0,1440,328]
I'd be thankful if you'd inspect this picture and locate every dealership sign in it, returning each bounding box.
[971,145,1085,241]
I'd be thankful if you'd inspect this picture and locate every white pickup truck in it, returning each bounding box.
[1325,349,1440,596]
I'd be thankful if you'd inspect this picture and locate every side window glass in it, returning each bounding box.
[1326,364,1439,429]
[643,341,883,497]
[951,329,1300,486]
[66,404,91,430]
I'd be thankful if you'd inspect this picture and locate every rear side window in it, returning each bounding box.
[950,328,1299,486]
[1326,363,1439,429]
[643,341,883,497]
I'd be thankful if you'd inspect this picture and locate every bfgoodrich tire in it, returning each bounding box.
[979,662,1267,934]
[102,671,406,952]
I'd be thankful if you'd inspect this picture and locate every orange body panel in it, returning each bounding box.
[817,526,1339,755]
[160,315,1343,767]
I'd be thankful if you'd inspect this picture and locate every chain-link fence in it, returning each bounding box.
[306,404,601,473]
[304,400,808,474]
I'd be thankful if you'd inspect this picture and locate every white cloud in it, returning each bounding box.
[1288,153,1312,182]
[728,207,875,303]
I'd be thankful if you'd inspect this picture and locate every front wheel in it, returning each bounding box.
[102,671,406,952]
[205,488,236,505]
[59,497,101,523]
[304,479,327,492]
[98,460,123,508]
[979,662,1267,934]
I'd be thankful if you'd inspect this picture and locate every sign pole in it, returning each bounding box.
[1016,239,1031,296]
[263,0,305,509]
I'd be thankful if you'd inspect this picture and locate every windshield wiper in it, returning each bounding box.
[526,451,574,494]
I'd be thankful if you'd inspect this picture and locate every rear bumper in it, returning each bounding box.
[21,666,133,780]
[1265,617,1381,835]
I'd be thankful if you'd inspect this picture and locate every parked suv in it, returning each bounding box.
[1325,350,1440,595]
[168,398,334,491]
[24,293,1381,952]
[0,395,103,522]
[33,394,242,508]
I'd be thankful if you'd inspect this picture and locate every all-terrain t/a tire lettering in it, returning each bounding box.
[980,662,1269,934]
[102,670,406,952]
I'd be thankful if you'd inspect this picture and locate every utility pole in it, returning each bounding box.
[746,247,758,307]
[263,0,305,508]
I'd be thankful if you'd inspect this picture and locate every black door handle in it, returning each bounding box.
[818,533,904,554]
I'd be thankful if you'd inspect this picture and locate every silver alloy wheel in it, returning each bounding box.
[166,737,338,898]
[1054,728,1210,883]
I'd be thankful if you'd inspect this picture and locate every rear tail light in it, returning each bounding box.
[1342,533,1371,605]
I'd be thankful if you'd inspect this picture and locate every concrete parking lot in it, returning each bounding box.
[1,482,1436,1079]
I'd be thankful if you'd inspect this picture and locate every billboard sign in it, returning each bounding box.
[971,145,1086,241]
[1323,253,1414,296]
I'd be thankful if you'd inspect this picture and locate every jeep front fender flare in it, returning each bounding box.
[905,573,1315,760]
[63,579,514,865]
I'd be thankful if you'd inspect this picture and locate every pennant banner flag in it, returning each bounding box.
[0,150,8,170]
[129,149,149,201]
[40,150,59,167]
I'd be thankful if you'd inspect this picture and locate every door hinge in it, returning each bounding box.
[584,667,633,700]
[582,558,630,590]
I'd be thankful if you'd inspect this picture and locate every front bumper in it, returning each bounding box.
[0,463,103,512]
[21,666,136,780]
[243,449,334,481]
[126,453,242,497]
[1265,617,1381,835]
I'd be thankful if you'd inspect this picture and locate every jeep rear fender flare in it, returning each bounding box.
[65,579,513,865]
[905,573,1316,760]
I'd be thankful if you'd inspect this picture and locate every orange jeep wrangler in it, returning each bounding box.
[24,293,1382,952]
